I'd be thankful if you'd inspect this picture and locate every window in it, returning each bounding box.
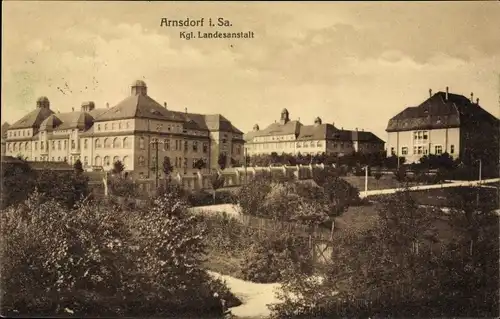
[104,138,111,148]
[112,123,116,130]
[123,137,130,148]
[34,157,37,161]
[417,146,423,155]
[84,156,88,166]
[450,145,455,154]
[51,157,54,161]
[164,139,170,151]
[113,137,121,148]
[104,124,108,130]
[71,140,75,149]
[25,142,29,150]
[123,156,129,169]
[41,141,44,150]
[113,156,119,164]
[193,141,198,152]
[95,139,101,149]
[184,141,188,152]
[34,142,38,151]
[138,156,145,167]
[139,137,145,150]
[104,156,110,166]
[401,147,408,155]
[183,157,188,168]
[57,157,61,161]
[58,141,61,150]
[84,139,88,149]
[95,156,102,166]
[435,145,443,155]
[64,140,67,150]
[97,124,101,131]
[52,141,55,150]
[390,147,395,155]
[175,157,178,168]
[118,122,122,130]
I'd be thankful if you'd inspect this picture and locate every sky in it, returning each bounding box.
[2,1,499,140]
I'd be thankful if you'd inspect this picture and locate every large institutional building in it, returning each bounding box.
[4,80,245,178]
[244,108,384,156]
[386,88,499,164]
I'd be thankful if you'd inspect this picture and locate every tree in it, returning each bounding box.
[1,158,36,209]
[193,158,206,171]
[218,153,227,170]
[210,172,225,203]
[162,156,174,179]
[111,160,125,175]
[73,159,84,174]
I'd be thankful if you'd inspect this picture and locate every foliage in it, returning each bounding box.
[218,153,227,170]
[0,190,238,317]
[269,186,499,318]
[186,189,236,206]
[111,160,125,175]
[162,156,174,177]
[417,153,457,171]
[1,159,37,209]
[209,172,225,197]
[193,158,206,171]
[241,232,313,283]
[373,169,382,180]
[73,159,84,174]
[34,170,90,208]
[384,154,406,169]
[393,165,408,182]
[109,176,138,198]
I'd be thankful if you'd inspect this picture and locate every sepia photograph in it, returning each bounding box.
[1,1,499,318]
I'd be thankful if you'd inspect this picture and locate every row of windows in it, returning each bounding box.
[8,130,31,137]
[413,131,429,141]
[96,121,131,132]
[398,144,455,156]
[144,138,209,153]
[94,137,132,149]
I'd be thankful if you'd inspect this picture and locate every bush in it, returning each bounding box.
[187,190,236,206]
[1,190,238,317]
[241,232,313,283]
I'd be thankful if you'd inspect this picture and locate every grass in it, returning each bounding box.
[204,251,245,280]
[341,175,415,191]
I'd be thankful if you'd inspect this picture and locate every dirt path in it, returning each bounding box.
[209,271,282,319]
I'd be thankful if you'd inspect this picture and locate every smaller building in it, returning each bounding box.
[386,88,499,164]
[1,122,10,156]
[244,109,384,157]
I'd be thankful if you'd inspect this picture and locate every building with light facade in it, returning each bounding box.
[386,88,499,164]
[244,108,384,157]
[4,80,245,178]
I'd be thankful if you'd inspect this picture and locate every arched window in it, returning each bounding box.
[138,156,145,167]
[139,137,145,150]
[57,157,61,161]
[84,156,88,166]
[95,156,102,166]
[104,156,110,166]
[164,139,170,151]
[123,137,130,149]
[113,156,119,164]
[95,139,101,149]
[104,138,111,148]
[25,142,29,150]
[123,156,129,169]
[19,143,23,151]
[84,139,88,149]
[113,137,121,148]
[13,143,17,151]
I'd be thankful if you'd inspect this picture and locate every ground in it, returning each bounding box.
[209,271,281,319]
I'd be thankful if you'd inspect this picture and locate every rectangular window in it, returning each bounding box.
[435,145,443,155]
[450,145,455,154]
[203,143,208,153]
[418,146,423,154]
[401,147,408,155]
[193,141,198,152]
[413,146,417,155]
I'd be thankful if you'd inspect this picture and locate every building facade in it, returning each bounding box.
[386,88,499,164]
[1,122,10,156]
[244,109,384,157]
[4,80,245,178]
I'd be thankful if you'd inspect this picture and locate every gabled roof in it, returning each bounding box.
[297,123,340,141]
[95,94,186,122]
[9,107,55,129]
[247,120,302,141]
[387,91,499,132]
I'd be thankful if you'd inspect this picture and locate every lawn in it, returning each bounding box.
[341,175,411,191]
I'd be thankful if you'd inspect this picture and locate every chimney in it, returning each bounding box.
[445,87,449,100]
[72,107,74,112]
[476,98,480,105]
[355,127,358,131]
[429,89,432,98]
[470,92,474,103]
[164,102,167,109]
[106,102,110,108]
[185,107,188,114]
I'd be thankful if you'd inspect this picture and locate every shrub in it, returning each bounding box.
[241,232,313,283]
[1,189,238,317]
